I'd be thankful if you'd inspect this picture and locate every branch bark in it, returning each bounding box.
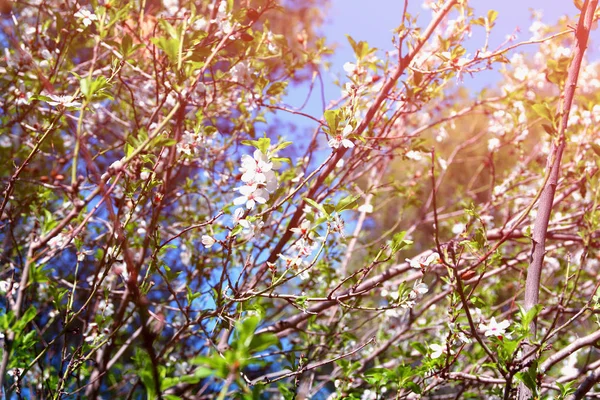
[518,1,598,399]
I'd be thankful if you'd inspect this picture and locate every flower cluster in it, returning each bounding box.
[234,149,279,209]
[278,219,321,279]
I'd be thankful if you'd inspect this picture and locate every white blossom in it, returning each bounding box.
[410,281,429,299]
[201,235,216,248]
[240,149,277,192]
[429,343,444,359]
[406,252,439,269]
[405,150,423,161]
[452,222,465,235]
[488,137,501,152]
[479,317,511,338]
[46,94,81,108]
[233,185,269,210]
[74,8,98,27]
[0,135,11,148]
[328,124,354,149]
[457,331,472,344]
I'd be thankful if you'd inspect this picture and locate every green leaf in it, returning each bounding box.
[532,103,553,123]
[391,231,413,254]
[30,94,54,103]
[151,133,177,148]
[80,75,113,102]
[303,198,329,217]
[346,35,358,53]
[519,304,543,328]
[134,350,157,400]
[404,381,422,394]
[230,224,244,237]
[14,306,38,331]
[515,360,539,396]
[324,109,340,133]
[487,10,498,26]
[241,137,271,154]
[80,78,90,98]
[235,315,260,351]
[193,366,215,379]
[266,81,288,96]
[541,123,555,135]
[122,34,133,56]
[249,332,278,353]
[336,194,359,212]
[413,70,423,86]
[410,342,427,355]
[41,209,58,235]
[151,37,180,63]
[192,355,229,379]
[160,19,179,39]
[271,141,292,153]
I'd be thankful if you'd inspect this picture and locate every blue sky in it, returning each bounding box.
[282,0,598,125]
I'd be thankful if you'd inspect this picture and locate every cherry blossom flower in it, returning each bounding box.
[560,351,580,376]
[328,124,354,149]
[407,252,440,269]
[15,89,31,105]
[180,244,191,266]
[233,207,245,224]
[488,137,501,152]
[293,238,313,257]
[429,343,444,359]
[201,235,216,248]
[298,269,310,281]
[457,331,472,344]
[47,233,69,250]
[400,300,416,309]
[238,218,263,239]
[452,222,465,235]
[360,389,377,400]
[278,254,306,269]
[233,185,269,209]
[46,94,81,108]
[0,280,18,296]
[290,219,313,238]
[177,131,200,156]
[74,8,98,27]
[405,150,423,161]
[0,135,11,148]
[163,0,179,14]
[240,149,277,192]
[7,368,23,378]
[479,317,511,338]
[409,281,429,299]
[343,62,362,76]
[332,214,346,238]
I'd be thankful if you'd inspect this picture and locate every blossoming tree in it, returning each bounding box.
[1,0,600,399]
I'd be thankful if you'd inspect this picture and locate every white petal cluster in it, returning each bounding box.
[406,252,440,270]
[46,94,81,108]
[479,317,511,338]
[328,124,354,149]
[74,8,97,27]
[234,149,279,209]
